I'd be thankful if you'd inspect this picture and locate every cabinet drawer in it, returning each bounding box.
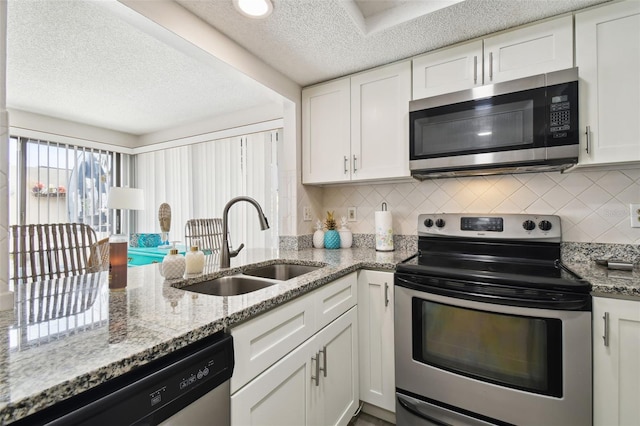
[231,293,316,393]
[314,272,357,331]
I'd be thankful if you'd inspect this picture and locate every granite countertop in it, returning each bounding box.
[565,261,640,299]
[0,247,414,424]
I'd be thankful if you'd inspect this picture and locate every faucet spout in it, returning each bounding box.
[220,196,270,268]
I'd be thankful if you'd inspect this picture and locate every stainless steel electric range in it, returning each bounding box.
[394,213,592,426]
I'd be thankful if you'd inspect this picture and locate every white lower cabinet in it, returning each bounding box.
[357,270,395,413]
[593,296,640,426]
[231,307,358,426]
[230,273,359,426]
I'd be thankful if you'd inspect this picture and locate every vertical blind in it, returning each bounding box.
[135,130,279,250]
[9,136,126,239]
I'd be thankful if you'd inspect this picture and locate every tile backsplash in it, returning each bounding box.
[322,168,640,244]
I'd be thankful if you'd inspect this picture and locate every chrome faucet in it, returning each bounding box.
[219,196,270,268]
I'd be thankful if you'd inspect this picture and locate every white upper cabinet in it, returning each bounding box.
[350,62,411,182]
[302,78,351,184]
[483,15,573,84]
[413,15,573,99]
[302,61,411,185]
[412,40,483,100]
[575,0,640,166]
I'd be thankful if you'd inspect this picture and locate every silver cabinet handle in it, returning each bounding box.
[489,52,493,81]
[311,353,320,386]
[353,155,357,173]
[385,283,389,307]
[343,156,348,174]
[585,126,591,154]
[320,346,327,377]
[473,56,478,84]
[603,312,610,347]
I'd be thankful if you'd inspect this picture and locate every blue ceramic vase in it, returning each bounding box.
[324,230,341,249]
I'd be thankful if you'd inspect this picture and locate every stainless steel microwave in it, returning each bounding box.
[409,68,579,179]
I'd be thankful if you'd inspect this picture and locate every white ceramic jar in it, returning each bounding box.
[312,219,325,249]
[162,249,186,279]
[339,217,353,248]
[185,246,205,274]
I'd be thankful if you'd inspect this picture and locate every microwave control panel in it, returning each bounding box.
[550,95,571,136]
[547,81,578,141]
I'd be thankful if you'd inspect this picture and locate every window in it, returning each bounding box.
[135,130,279,249]
[9,136,128,238]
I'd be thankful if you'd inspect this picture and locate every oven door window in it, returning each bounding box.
[412,298,562,397]
[410,87,546,159]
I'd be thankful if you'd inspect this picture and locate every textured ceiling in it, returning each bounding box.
[177,0,611,87]
[6,0,283,136]
[7,0,611,137]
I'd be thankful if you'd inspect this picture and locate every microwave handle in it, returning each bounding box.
[585,126,591,154]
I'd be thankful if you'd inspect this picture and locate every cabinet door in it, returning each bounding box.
[316,307,359,426]
[484,15,573,84]
[231,292,316,393]
[357,270,395,412]
[302,78,351,184]
[593,297,640,426]
[350,61,411,182]
[412,40,483,99]
[231,335,317,426]
[576,0,640,165]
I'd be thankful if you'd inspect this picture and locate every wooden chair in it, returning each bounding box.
[184,218,226,254]
[10,223,100,284]
[88,237,110,273]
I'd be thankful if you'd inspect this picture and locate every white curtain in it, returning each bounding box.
[135,130,278,250]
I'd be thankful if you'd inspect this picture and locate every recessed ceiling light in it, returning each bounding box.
[233,0,273,19]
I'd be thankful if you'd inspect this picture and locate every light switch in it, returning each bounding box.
[303,206,312,221]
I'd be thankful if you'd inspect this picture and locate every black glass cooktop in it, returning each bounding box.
[396,236,591,294]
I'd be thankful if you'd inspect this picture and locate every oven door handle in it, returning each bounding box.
[397,394,450,426]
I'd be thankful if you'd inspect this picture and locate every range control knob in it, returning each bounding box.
[522,220,536,231]
[539,220,553,231]
[435,219,446,228]
[424,218,434,228]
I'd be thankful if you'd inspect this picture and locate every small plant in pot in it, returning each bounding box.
[323,211,341,249]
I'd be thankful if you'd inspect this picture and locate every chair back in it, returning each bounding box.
[184,218,226,254]
[88,237,110,273]
[10,223,99,284]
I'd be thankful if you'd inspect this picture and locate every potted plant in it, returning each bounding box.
[323,211,341,249]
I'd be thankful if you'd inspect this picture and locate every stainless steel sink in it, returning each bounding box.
[182,276,276,296]
[242,264,322,281]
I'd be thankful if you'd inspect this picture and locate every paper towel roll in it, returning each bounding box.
[375,210,394,252]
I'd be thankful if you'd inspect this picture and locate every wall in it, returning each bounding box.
[0,0,13,310]
[321,168,640,244]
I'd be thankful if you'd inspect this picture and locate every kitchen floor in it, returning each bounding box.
[349,412,394,426]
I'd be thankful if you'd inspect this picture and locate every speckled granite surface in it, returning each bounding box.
[565,261,640,298]
[561,242,640,298]
[0,247,414,425]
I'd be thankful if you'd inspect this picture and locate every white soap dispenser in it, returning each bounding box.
[162,245,186,280]
[185,243,205,275]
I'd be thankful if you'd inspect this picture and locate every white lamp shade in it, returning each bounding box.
[107,187,145,210]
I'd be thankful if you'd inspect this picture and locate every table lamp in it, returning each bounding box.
[107,187,145,289]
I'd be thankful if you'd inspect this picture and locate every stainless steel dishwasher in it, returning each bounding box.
[14,332,234,426]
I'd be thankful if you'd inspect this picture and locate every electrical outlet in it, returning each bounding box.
[303,206,312,222]
[630,204,640,228]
